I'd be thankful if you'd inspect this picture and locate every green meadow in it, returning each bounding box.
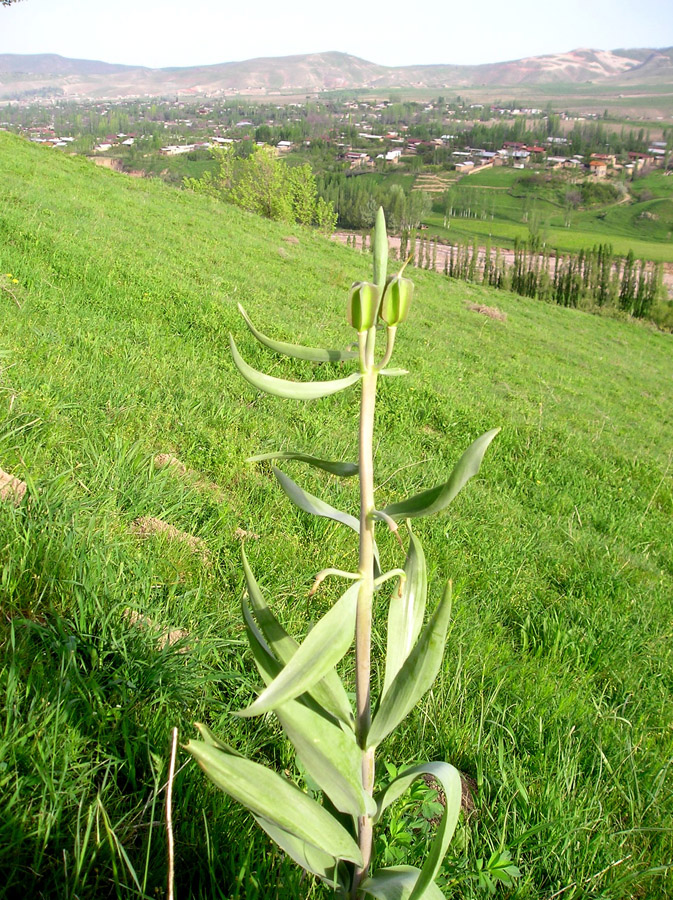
[0,131,672,898]
[423,167,673,262]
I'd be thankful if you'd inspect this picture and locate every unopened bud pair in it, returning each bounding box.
[347,273,414,331]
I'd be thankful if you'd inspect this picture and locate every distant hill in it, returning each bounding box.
[0,47,672,99]
[0,53,141,76]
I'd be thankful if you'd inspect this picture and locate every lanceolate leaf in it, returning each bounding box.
[275,700,376,818]
[242,598,353,724]
[273,466,359,530]
[242,569,365,818]
[382,527,427,696]
[241,595,283,687]
[238,580,360,718]
[378,368,409,377]
[194,722,244,757]
[252,814,346,889]
[381,428,501,520]
[241,548,353,726]
[249,450,358,478]
[186,741,363,865]
[359,865,445,900]
[367,582,452,749]
[230,334,361,400]
[372,762,462,900]
[273,467,381,576]
[238,303,358,362]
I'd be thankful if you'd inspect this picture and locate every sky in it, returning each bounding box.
[1,0,672,69]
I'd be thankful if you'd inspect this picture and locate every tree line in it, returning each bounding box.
[350,230,665,321]
[317,172,431,231]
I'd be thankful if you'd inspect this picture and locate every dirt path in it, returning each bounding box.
[332,231,673,297]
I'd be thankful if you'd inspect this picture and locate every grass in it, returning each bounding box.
[421,168,673,261]
[0,130,672,898]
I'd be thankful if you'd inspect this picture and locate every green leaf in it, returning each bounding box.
[238,303,358,362]
[238,580,360,717]
[194,722,244,757]
[252,814,346,889]
[372,762,462,900]
[273,465,359,530]
[382,527,427,696]
[380,428,500,520]
[241,595,283,686]
[367,582,452,749]
[241,548,353,725]
[230,334,361,400]
[359,865,445,900]
[273,466,381,577]
[186,740,363,865]
[249,450,358,478]
[275,699,376,818]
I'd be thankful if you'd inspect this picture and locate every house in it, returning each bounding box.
[276,140,293,152]
[628,152,656,171]
[160,144,197,156]
[345,151,372,168]
[384,149,402,163]
[590,153,616,167]
[648,147,666,163]
[507,150,530,164]
[547,156,569,169]
[588,160,607,178]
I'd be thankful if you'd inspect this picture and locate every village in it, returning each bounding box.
[1,94,670,181]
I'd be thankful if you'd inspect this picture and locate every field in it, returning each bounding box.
[421,167,673,263]
[1,131,672,899]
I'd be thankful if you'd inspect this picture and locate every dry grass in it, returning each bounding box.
[466,302,507,322]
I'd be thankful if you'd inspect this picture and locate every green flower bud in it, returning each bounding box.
[380,275,414,326]
[347,281,380,332]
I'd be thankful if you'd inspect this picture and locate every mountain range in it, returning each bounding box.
[1,47,672,100]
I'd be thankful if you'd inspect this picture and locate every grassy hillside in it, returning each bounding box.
[0,131,672,899]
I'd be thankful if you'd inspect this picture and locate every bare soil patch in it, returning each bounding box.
[0,468,27,505]
[154,452,226,501]
[131,515,209,564]
[123,607,189,651]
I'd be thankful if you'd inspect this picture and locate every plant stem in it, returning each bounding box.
[377,326,397,371]
[353,358,378,895]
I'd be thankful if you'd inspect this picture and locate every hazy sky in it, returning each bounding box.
[1,0,672,69]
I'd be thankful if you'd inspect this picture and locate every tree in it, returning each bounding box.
[185,146,336,231]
